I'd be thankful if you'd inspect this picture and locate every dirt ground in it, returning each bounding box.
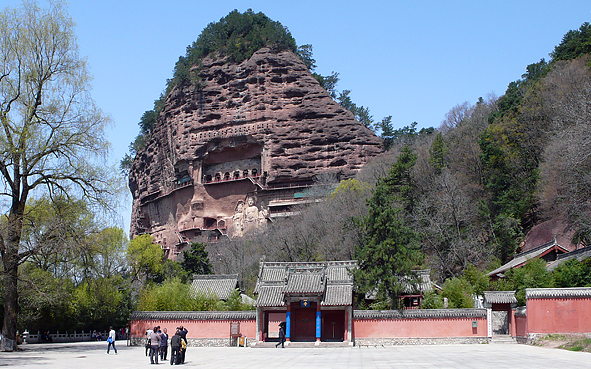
[531,333,591,352]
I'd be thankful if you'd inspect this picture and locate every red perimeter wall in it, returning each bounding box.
[353,317,486,338]
[526,298,591,334]
[515,314,527,337]
[131,319,256,340]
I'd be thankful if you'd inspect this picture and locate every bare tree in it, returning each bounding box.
[414,169,491,280]
[439,101,475,133]
[537,57,591,244]
[0,1,117,350]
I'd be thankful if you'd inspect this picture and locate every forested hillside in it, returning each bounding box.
[207,22,591,297]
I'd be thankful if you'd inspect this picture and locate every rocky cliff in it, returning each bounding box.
[128,47,383,257]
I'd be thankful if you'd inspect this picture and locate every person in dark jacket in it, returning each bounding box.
[178,326,188,363]
[159,328,169,360]
[276,322,286,348]
[170,330,182,365]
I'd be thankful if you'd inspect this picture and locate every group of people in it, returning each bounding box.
[92,331,103,341]
[40,331,53,343]
[146,325,188,365]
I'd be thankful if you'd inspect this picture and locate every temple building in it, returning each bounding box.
[253,260,356,344]
[487,239,569,280]
[190,274,254,305]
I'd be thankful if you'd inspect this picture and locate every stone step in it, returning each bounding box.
[490,335,517,344]
[252,341,351,348]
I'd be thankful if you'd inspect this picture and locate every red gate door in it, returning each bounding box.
[292,306,316,341]
[322,310,345,341]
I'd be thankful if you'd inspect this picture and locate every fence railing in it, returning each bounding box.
[19,330,128,344]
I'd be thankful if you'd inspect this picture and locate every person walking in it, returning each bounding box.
[170,330,181,365]
[145,327,154,356]
[125,327,130,346]
[149,327,161,364]
[159,328,169,361]
[275,322,286,348]
[106,326,117,354]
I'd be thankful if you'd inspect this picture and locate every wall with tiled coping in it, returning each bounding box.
[514,287,591,342]
[130,309,488,346]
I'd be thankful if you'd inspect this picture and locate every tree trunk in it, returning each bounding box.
[1,208,24,352]
[1,261,18,351]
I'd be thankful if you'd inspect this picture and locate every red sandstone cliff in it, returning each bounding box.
[128,48,383,257]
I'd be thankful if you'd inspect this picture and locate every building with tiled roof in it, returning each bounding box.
[546,246,591,271]
[363,269,439,309]
[253,260,356,344]
[190,274,255,306]
[487,239,569,280]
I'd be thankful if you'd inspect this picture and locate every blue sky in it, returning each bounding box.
[4,0,591,232]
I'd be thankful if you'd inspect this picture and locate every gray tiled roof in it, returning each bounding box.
[326,264,354,283]
[547,246,591,271]
[285,272,325,294]
[402,270,435,294]
[487,240,568,277]
[255,261,357,307]
[253,264,287,294]
[191,274,239,300]
[365,270,436,299]
[526,287,591,299]
[483,291,517,304]
[255,286,285,307]
[323,285,353,306]
[353,308,486,320]
[130,310,256,321]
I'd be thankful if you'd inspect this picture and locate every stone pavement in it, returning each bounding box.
[1,340,590,368]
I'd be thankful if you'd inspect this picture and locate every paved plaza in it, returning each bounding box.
[1,340,590,368]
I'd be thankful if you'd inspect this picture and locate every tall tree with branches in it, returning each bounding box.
[0,1,116,351]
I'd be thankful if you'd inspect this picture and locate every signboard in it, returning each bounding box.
[301,299,310,308]
[230,322,240,337]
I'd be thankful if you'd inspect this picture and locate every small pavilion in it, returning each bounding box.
[253,260,356,344]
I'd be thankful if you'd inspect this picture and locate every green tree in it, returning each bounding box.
[377,116,396,150]
[70,275,131,331]
[181,242,213,276]
[16,263,74,332]
[553,259,591,288]
[421,290,444,309]
[337,90,374,128]
[127,234,164,283]
[354,146,423,309]
[313,71,339,97]
[175,9,297,86]
[20,196,94,280]
[505,258,553,305]
[462,264,489,297]
[297,44,316,70]
[429,132,448,172]
[137,277,221,311]
[441,277,474,308]
[0,1,117,350]
[551,22,591,62]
